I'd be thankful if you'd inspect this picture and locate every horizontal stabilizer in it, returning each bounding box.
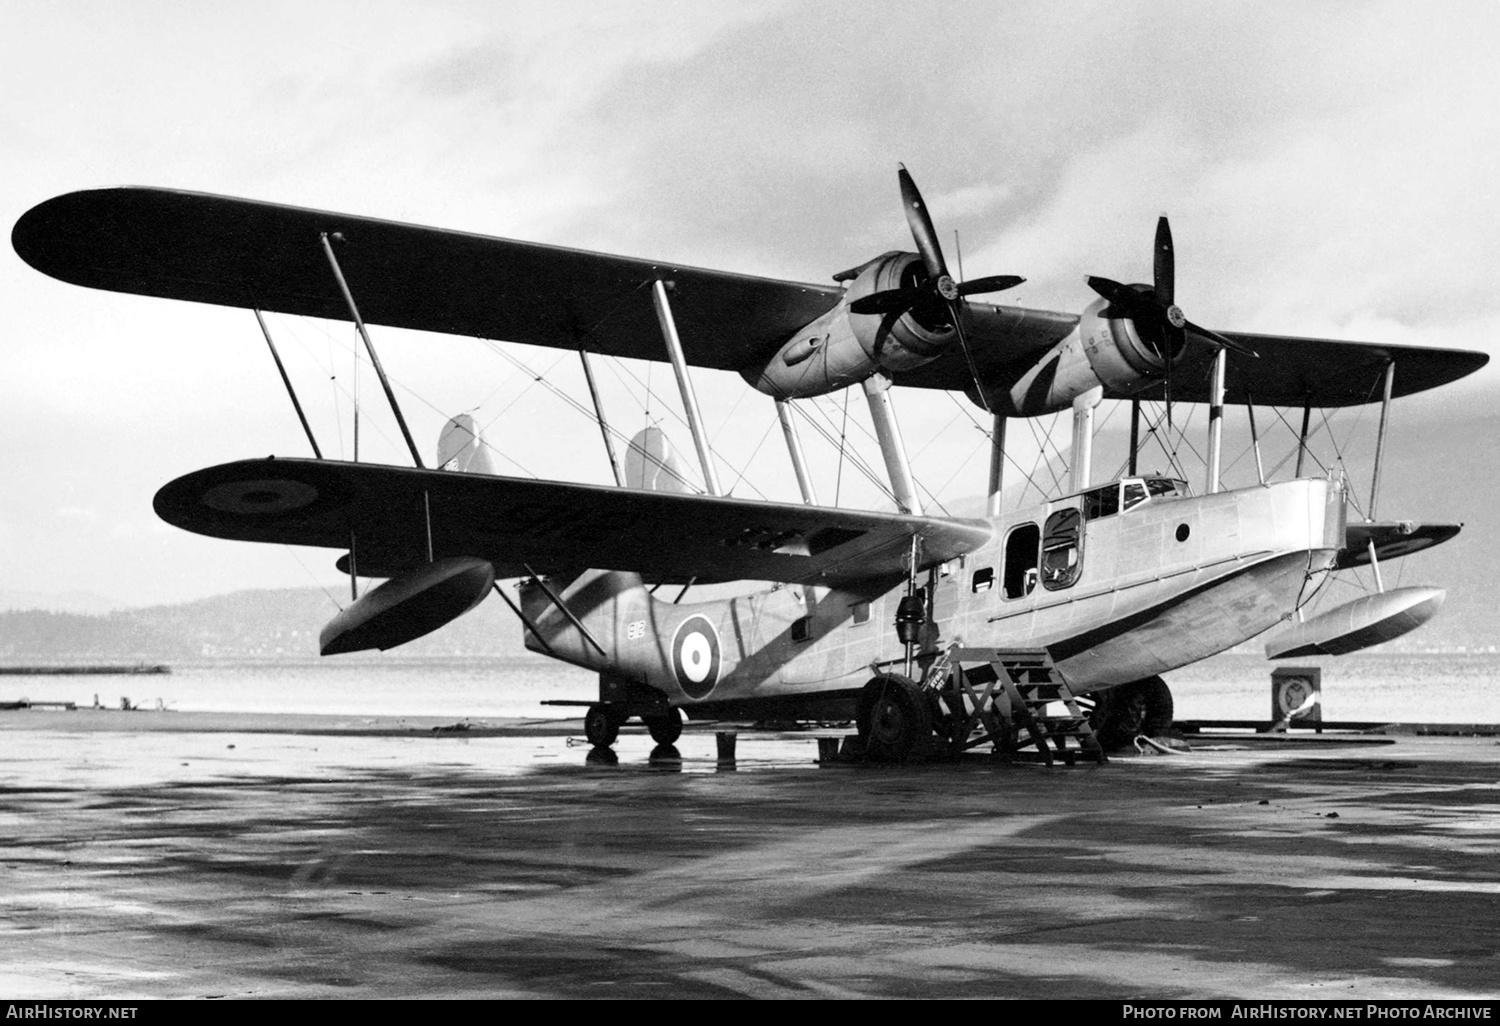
[1265,586,1445,659]
[321,556,494,655]
[155,457,993,588]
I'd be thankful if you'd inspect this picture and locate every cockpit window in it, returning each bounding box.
[1082,483,1120,521]
[1081,477,1186,519]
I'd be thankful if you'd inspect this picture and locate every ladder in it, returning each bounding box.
[921,645,1107,765]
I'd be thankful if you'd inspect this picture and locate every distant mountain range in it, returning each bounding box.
[0,587,531,662]
[0,589,122,615]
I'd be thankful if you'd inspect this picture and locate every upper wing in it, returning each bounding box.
[154,458,994,589]
[0,184,1116,390]
[14,188,1485,405]
[1108,332,1489,408]
[11,186,1069,385]
[12,187,840,371]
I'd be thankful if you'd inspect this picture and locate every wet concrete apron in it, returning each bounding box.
[1,713,1497,999]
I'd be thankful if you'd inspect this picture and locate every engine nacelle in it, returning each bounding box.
[742,252,955,398]
[990,297,1180,416]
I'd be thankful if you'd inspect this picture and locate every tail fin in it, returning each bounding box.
[625,426,693,493]
[521,424,676,662]
[437,414,496,474]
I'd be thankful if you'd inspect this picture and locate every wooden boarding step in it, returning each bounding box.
[923,646,1107,765]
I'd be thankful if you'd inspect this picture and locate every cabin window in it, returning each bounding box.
[850,602,871,625]
[791,616,812,643]
[1122,480,1148,511]
[1082,483,1120,521]
[1002,524,1040,599]
[971,567,995,593]
[1042,508,1083,590]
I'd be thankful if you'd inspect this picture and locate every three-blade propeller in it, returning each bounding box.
[850,166,1024,408]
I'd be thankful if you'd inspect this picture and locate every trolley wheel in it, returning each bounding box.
[855,674,932,763]
[1088,676,1174,751]
[644,708,683,745]
[584,703,622,747]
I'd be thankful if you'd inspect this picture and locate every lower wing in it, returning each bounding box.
[154,458,994,588]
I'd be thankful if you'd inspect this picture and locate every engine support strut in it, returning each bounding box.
[862,373,921,515]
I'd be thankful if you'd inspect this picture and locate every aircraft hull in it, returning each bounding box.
[1045,548,1327,687]
[524,478,1344,714]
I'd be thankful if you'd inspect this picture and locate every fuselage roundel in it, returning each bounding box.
[671,614,721,699]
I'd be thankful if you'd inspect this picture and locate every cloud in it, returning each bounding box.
[5,0,1499,603]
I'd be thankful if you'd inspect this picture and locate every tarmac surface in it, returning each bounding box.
[1,709,1498,1000]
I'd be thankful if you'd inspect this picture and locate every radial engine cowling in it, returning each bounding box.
[742,252,955,399]
[995,297,1183,416]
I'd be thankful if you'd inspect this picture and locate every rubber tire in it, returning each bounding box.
[856,674,932,763]
[1089,676,1174,751]
[644,708,683,745]
[584,703,621,747]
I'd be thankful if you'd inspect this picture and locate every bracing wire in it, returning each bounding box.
[799,392,895,502]
[272,312,539,476]
[722,417,780,497]
[280,544,347,612]
[936,391,1061,510]
[834,387,850,507]
[485,342,782,499]
[788,395,895,505]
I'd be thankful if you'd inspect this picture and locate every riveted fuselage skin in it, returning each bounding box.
[524,477,1345,719]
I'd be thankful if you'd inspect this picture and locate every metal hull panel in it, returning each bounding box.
[1050,550,1326,688]
[526,479,1345,711]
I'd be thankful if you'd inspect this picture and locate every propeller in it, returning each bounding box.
[849,166,1024,408]
[1086,216,1258,424]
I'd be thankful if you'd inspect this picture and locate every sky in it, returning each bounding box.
[2,0,1498,609]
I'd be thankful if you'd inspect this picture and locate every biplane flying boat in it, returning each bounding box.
[11,170,1487,758]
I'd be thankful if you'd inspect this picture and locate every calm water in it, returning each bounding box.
[4,653,1499,724]
[2,658,596,719]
